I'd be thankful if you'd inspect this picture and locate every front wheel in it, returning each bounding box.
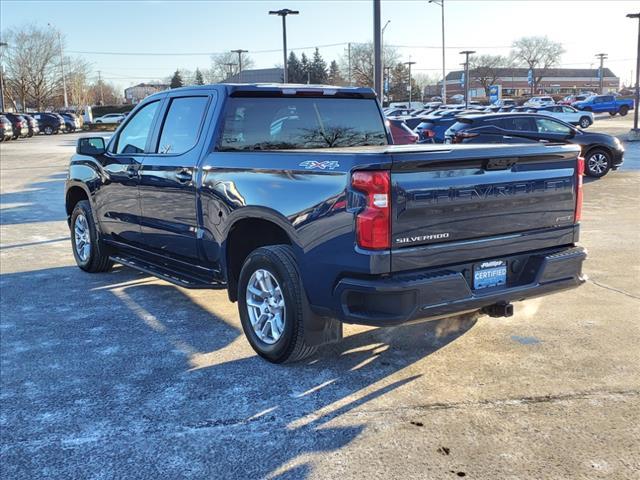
[70,200,113,272]
[585,149,612,178]
[238,245,317,363]
[579,117,591,128]
[619,106,629,116]
[44,125,54,135]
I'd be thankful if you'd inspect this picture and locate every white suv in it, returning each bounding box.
[524,96,555,108]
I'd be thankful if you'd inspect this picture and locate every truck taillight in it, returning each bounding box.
[575,156,584,222]
[351,171,390,250]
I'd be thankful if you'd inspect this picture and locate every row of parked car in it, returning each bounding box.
[0,111,84,142]
[384,99,626,178]
[524,94,634,116]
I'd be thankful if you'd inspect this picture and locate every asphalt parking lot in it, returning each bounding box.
[1,116,639,479]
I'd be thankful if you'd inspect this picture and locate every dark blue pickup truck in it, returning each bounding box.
[65,84,586,363]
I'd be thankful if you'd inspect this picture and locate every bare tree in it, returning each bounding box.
[469,54,511,96]
[88,80,122,105]
[340,42,400,88]
[208,52,255,82]
[66,57,92,108]
[512,36,564,94]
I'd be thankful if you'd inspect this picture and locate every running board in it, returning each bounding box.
[110,255,224,290]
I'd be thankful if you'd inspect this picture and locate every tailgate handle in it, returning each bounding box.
[485,157,518,170]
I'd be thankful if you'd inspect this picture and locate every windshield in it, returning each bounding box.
[218,97,388,151]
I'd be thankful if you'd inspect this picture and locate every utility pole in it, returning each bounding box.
[459,50,475,108]
[269,9,299,83]
[627,12,640,139]
[97,71,104,105]
[429,0,446,102]
[49,24,68,108]
[595,52,608,94]
[381,21,390,103]
[0,41,7,112]
[373,0,382,100]
[347,42,352,86]
[231,49,248,82]
[404,61,416,104]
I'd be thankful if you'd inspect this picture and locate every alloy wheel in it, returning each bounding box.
[74,214,91,262]
[588,153,609,175]
[245,269,286,345]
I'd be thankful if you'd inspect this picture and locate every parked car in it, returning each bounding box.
[93,113,126,124]
[524,96,555,108]
[572,94,634,116]
[444,113,624,177]
[415,109,481,143]
[65,84,586,363]
[0,115,13,141]
[535,105,594,128]
[496,99,517,107]
[33,112,66,135]
[60,112,81,132]
[21,114,40,137]
[558,94,589,106]
[387,119,419,144]
[1,113,29,139]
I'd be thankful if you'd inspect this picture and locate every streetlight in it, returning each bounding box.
[269,8,299,83]
[404,61,416,105]
[595,52,608,94]
[0,41,7,112]
[48,23,68,108]
[429,0,446,103]
[230,49,248,82]
[459,50,475,108]
[627,12,640,140]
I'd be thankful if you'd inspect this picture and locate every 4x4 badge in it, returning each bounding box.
[299,161,340,170]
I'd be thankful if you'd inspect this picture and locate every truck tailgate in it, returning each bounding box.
[390,144,581,272]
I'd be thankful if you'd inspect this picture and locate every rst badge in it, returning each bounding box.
[299,161,340,170]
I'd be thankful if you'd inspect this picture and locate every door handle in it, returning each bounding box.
[175,169,192,183]
[126,165,138,178]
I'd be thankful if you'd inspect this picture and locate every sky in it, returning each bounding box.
[1,0,638,92]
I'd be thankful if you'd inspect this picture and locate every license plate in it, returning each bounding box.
[473,260,507,290]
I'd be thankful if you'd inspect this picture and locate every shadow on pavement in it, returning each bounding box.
[1,263,476,478]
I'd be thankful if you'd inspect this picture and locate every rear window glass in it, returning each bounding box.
[218,97,387,151]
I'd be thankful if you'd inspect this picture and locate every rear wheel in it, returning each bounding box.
[70,200,113,273]
[238,245,317,363]
[619,106,629,116]
[585,149,612,178]
[43,125,54,135]
[579,117,591,128]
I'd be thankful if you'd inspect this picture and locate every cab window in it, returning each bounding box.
[115,101,160,154]
[156,96,209,154]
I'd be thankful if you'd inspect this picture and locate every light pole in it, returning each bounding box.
[48,23,68,108]
[0,41,7,112]
[627,12,640,139]
[595,52,608,94]
[269,9,299,83]
[231,49,248,82]
[381,20,390,104]
[373,0,382,100]
[404,61,416,104]
[429,0,446,103]
[459,50,475,108]
[224,63,237,80]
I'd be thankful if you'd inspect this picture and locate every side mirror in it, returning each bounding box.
[77,137,106,156]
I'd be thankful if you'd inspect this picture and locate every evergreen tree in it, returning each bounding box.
[300,53,310,84]
[170,69,184,89]
[328,60,344,85]
[194,68,204,85]
[287,52,304,83]
[309,48,328,84]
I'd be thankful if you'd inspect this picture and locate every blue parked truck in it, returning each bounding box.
[572,94,634,116]
[66,84,586,363]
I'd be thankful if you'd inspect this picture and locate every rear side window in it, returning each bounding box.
[157,96,209,154]
[218,97,387,151]
[535,118,571,134]
[116,100,160,154]
[499,117,536,132]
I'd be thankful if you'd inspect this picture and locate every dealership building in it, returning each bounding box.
[443,68,620,97]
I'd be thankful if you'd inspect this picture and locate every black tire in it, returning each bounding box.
[619,106,628,116]
[579,116,591,128]
[585,149,612,178]
[609,111,617,117]
[43,125,53,135]
[238,245,317,363]
[70,200,113,273]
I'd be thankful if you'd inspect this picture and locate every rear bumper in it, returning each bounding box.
[332,245,586,326]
